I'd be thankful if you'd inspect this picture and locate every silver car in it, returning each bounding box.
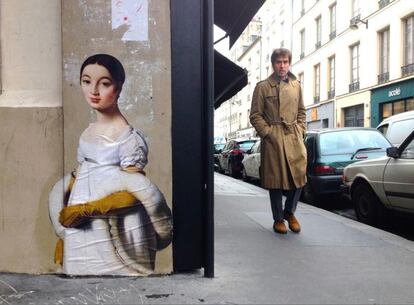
[342,129,414,226]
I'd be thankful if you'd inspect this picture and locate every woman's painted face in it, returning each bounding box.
[81,64,119,112]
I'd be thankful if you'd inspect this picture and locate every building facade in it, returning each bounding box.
[290,0,414,129]
[216,0,414,137]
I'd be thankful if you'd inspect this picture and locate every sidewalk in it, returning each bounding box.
[2,173,414,304]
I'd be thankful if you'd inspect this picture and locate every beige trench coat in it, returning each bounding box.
[250,72,307,190]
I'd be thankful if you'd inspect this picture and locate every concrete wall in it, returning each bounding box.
[62,0,172,274]
[0,1,62,273]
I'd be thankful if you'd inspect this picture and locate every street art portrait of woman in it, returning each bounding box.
[48,54,172,276]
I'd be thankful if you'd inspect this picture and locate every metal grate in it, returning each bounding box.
[402,63,414,76]
[349,81,360,93]
[377,72,389,84]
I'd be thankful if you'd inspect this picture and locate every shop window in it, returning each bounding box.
[382,103,392,119]
[393,101,405,115]
[381,99,414,120]
[407,98,414,111]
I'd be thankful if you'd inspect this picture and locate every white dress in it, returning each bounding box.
[63,125,157,276]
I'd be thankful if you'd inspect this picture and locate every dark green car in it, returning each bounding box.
[303,128,391,205]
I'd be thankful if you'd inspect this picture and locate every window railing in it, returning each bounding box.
[329,30,336,40]
[402,63,414,76]
[377,72,389,84]
[378,0,390,9]
[349,81,360,93]
[313,95,320,103]
[301,9,305,17]
[280,40,284,47]
[315,41,321,49]
[300,52,305,59]
[328,89,335,99]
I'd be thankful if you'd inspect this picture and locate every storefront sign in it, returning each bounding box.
[388,87,401,97]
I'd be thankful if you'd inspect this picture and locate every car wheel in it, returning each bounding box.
[353,183,386,227]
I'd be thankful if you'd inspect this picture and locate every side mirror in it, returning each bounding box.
[386,147,399,158]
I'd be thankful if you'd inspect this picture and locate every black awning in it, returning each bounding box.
[214,0,266,48]
[214,50,248,109]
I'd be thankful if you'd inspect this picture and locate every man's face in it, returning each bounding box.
[272,55,290,79]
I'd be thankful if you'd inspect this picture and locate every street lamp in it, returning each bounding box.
[350,17,368,30]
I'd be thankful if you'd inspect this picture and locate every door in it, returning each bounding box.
[383,135,414,210]
[344,104,364,127]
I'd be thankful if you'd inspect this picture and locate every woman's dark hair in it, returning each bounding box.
[270,48,292,65]
[80,54,126,92]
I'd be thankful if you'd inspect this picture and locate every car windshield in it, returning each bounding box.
[214,144,225,151]
[237,140,256,151]
[319,130,391,156]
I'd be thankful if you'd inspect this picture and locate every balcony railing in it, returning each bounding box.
[349,81,360,93]
[328,89,335,99]
[313,96,320,104]
[377,72,389,84]
[315,41,321,49]
[300,52,304,59]
[329,30,336,40]
[379,0,390,9]
[402,63,414,76]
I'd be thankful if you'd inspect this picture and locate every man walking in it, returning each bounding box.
[250,48,307,234]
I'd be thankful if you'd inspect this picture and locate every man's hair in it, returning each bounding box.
[270,48,292,65]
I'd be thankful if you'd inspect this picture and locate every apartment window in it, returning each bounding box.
[315,16,322,49]
[378,28,390,84]
[298,72,304,92]
[350,43,360,92]
[328,55,335,99]
[300,0,305,16]
[352,0,360,18]
[402,15,414,76]
[329,3,337,40]
[314,64,320,103]
[300,29,305,59]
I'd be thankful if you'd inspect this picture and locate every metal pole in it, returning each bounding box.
[203,0,214,278]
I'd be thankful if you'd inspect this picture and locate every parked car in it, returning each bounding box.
[214,143,225,171]
[303,128,391,205]
[217,138,258,177]
[377,110,414,146]
[342,129,414,226]
[241,140,261,180]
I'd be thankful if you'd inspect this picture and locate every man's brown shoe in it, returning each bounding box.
[284,213,301,233]
[273,220,287,234]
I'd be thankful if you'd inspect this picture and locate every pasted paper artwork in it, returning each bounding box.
[112,0,148,41]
